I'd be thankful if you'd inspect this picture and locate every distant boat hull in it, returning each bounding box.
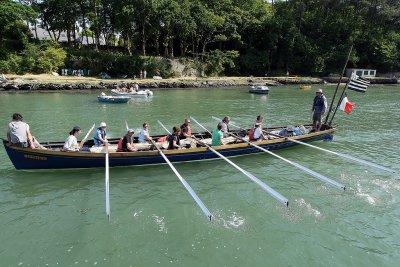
[97,96,130,103]
[111,89,153,97]
[249,85,269,94]
[249,89,269,94]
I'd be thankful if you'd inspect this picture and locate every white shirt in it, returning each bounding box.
[253,127,263,140]
[63,135,79,151]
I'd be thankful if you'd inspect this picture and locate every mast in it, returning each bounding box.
[324,45,353,125]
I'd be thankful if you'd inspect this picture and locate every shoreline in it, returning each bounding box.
[0,74,397,91]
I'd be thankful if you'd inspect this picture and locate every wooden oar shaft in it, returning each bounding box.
[150,139,212,221]
[190,120,289,206]
[265,130,396,174]
[105,143,110,222]
[227,132,345,190]
[83,123,96,141]
[157,120,171,134]
[216,117,394,174]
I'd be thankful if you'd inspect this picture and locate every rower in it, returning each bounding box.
[117,129,136,152]
[221,116,230,137]
[179,118,192,139]
[211,123,224,146]
[250,123,267,141]
[94,122,107,146]
[168,126,182,149]
[138,122,152,143]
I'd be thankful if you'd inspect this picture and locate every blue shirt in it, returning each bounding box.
[94,128,106,146]
[138,128,149,143]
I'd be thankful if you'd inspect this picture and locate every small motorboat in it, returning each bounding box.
[111,89,154,97]
[249,84,270,94]
[97,93,130,103]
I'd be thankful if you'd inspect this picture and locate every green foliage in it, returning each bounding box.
[0,53,22,73]
[36,47,67,73]
[205,49,239,76]
[145,57,174,78]
[3,0,400,76]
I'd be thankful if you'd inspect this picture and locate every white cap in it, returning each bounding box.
[100,122,107,127]
[316,89,323,93]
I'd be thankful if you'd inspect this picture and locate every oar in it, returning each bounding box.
[206,117,346,190]
[105,142,110,222]
[157,120,171,134]
[188,117,289,206]
[83,123,96,141]
[270,132,396,174]
[214,117,396,174]
[125,120,129,131]
[150,139,212,221]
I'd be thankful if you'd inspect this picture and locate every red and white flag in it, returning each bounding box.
[339,96,355,114]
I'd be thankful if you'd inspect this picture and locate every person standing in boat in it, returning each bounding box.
[117,129,136,152]
[138,122,152,143]
[179,118,192,139]
[312,89,327,132]
[212,123,224,146]
[221,116,230,137]
[7,113,35,149]
[168,126,182,149]
[94,122,107,146]
[63,127,87,151]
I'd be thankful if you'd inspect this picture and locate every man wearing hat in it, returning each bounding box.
[94,122,107,146]
[117,128,136,152]
[312,89,328,131]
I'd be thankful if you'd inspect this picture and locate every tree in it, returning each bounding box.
[0,0,36,48]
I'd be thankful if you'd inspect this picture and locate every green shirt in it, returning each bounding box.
[211,129,223,146]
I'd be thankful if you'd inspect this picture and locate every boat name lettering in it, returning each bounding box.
[24,154,47,161]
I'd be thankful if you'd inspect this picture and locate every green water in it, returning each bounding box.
[0,85,399,266]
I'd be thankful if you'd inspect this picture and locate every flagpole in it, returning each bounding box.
[324,45,353,125]
[328,75,352,125]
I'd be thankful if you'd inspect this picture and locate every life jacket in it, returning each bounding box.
[117,137,124,152]
[157,135,168,142]
[249,127,256,141]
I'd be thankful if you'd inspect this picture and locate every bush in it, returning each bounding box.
[36,47,67,73]
[204,49,239,76]
[0,53,22,73]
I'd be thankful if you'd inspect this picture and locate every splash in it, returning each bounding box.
[152,214,167,233]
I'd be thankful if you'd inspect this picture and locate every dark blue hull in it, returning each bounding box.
[3,129,334,170]
[249,89,269,94]
[97,96,130,103]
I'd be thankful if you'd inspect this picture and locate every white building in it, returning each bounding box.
[346,68,376,78]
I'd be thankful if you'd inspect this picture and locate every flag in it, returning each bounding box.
[339,95,355,114]
[348,73,370,93]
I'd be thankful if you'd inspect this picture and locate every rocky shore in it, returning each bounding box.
[0,75,397,91]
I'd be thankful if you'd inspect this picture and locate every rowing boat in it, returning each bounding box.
[3,126,334,170]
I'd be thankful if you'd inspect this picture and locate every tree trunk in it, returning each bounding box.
[142,25,146,56]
